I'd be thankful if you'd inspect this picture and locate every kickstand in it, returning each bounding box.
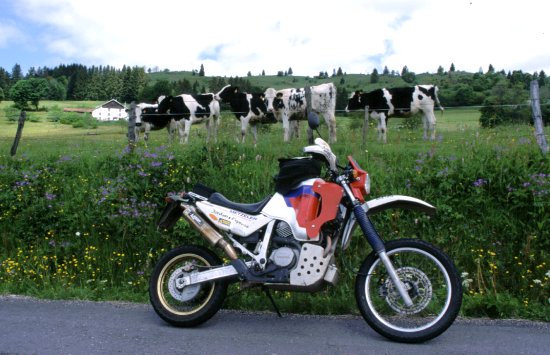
[262,286,282,318]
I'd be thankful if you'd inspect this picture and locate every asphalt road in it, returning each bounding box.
[1,295,548,355]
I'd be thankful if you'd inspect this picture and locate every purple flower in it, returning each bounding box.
[45,193,56,200]
[473,178,488,187]
[151,161,162,167]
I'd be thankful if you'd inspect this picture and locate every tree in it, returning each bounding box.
[9,78,49,110]
[382,66,389,75]
[337,67,343,76]
[437,66,445,75]
[401,66,416,83]
[262,70,265,76]
[539,70,547,87]
[11,64,23,83]
[199,64,205,77]
[0,87,4,103]
[370,68,379,83]
[487,64,495,74]
[449,63,456,72]
[288,67,293,75]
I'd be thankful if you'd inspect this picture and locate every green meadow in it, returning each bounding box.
[1,101,548,320]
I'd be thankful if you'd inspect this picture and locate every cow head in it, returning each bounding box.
[215,85,239,102]
[345,90,365,112]
[250,93,276,123]
[157,95,172,114]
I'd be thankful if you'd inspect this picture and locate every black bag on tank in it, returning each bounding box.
[274,157,322,195]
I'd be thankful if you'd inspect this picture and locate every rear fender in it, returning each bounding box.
[341,195,435,250]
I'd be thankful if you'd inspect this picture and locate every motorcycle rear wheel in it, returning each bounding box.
[355,239,462,343]
[149,245,227,327]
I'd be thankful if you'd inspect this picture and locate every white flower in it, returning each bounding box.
[461,272,469,278]
[546,270,550,278]
[75,231,81,237]
[533,279,542,284]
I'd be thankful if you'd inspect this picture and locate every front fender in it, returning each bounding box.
[340,195,435,250]
[365,195,436,216]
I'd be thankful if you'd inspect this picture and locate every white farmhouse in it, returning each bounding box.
[92,99,128,121]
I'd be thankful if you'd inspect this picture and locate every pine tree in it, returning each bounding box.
[199,64,205,77]
[370,68,379,83]
[11,64,22,83]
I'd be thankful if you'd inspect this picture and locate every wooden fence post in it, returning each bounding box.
[362,105,369,148]
[530,80,548,155]
[305,86,314,144]
[127,101,137,151]
[10,111,26,156]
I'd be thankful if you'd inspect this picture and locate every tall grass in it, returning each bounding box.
[0,107,548,320]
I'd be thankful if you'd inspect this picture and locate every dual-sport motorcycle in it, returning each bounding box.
[150,115,462,343]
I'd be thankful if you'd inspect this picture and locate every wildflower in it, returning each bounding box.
[546,270,550,278]
[473,178,488,187]
[75,232,81,237]
[533,279,542,285]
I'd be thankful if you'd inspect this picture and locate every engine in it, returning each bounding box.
[268,221,301,269]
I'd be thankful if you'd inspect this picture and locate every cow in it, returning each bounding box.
[156,93,221,144]
[346,85,444,143]
[134,98,182,144]
[214,85,275,145]
[264,83,337,143]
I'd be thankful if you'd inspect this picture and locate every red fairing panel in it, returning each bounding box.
[304,180,343,238]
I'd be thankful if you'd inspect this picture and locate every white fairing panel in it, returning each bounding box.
[261,179,318,241]
[196,201,271,236]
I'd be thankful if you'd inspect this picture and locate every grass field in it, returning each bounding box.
[1,100,548,320]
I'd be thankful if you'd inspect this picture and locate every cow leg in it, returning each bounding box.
[378,113,387,143]
[212,116,219,143]
[423,111,437,140]
[240,116,250,143]
[290,120,299,139]
[252,124,258,146]
[180,117,193,144]
[282,115,291,142]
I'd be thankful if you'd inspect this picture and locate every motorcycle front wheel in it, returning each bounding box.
[149,245,227,327]
[355,239,462,343]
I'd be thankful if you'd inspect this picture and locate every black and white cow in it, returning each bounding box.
[135,99,181,144]
[214,85,275,145]
[157,93,221,144]
[264,83,337,143]
[346,85,444,143]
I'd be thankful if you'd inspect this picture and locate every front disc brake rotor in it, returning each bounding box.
[168,267,201,302]
[383,266,432,314]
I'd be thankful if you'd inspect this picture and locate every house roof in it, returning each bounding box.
[63,108,93,113]
[94,99,125,110]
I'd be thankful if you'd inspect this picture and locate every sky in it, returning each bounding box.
[0,0,549,78]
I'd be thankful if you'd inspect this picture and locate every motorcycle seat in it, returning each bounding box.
[208,192,272,215]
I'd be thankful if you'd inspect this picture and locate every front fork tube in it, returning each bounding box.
[352,205,413,307]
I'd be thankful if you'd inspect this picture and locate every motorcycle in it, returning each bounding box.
[150,114,462,343]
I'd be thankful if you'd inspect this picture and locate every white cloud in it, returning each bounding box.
[3,0,550,76]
